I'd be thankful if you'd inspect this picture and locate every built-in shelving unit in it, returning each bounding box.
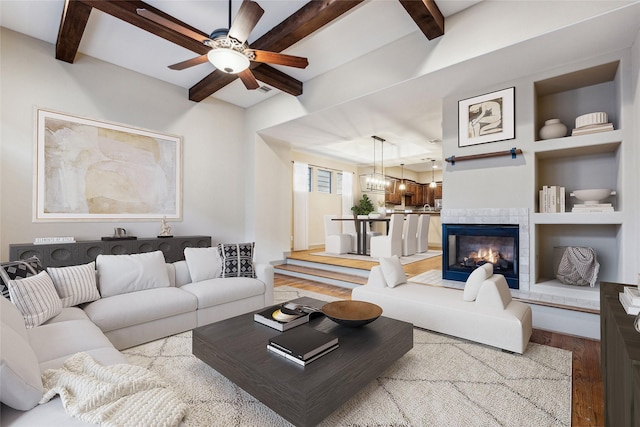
[531,59,623,298]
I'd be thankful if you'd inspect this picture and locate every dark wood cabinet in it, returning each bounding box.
[600,281,640,427]
[9,235,211,268]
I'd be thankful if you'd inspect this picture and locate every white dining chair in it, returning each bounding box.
[342,216,358,251]
[324,215,352,254]
[416,214,431,253]
[402,214,418,256]
[370,214,403,258]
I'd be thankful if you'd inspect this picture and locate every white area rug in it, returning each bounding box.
[311,250,442,265]
[409,269,445,285]
[123,287,571,426]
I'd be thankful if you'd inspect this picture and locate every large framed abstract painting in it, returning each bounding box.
[458,87,515,147]
[34,109,182,221]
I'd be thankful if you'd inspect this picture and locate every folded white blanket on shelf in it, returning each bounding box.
[40,352,187,427]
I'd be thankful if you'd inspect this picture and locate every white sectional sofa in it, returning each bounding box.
[352,259,532,353]
[0,247,274,426]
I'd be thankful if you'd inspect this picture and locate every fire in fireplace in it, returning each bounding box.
[442,224,519,289]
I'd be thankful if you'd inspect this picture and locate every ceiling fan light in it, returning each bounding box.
[207,48,250,74]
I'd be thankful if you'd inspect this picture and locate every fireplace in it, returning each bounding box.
[442,224,519,289]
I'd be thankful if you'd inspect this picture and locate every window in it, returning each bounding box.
[308,167,312,192]
[336,172,343,195]
[317,169,332,194]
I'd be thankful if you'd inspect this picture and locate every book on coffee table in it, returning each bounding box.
[254,302,323,331]
[267,342,339,366]
[268,326,339,361]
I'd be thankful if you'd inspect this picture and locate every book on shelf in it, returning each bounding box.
[571,123,614,136]
[267,343,339,366]
[571,203,614,213]
[254,302,323,331]
[268,326,339,361]
[624,286,640,306]
[619,292,640,315]
[33,236,76,245]
[539,185,565,213]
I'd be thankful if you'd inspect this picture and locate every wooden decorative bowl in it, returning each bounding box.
[322,300,383,327]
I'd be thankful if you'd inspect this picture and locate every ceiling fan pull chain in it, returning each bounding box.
[228,0,232,31]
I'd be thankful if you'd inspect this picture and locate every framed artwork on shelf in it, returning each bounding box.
[34,108,182,222]
[458,87,515,147]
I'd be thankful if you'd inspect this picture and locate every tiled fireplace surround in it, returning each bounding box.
[434,208,599,312]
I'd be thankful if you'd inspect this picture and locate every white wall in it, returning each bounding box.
[0,28,246,260]
[633,27,640,283]
[246,1,638,263]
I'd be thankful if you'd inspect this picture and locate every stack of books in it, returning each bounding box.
[619,286,640,315]
[267,327,339,366]
[571,122,614,136]
[572,203,614,213]
[33,236,76,245]
[539,185,565,213]
[254,302,323,331]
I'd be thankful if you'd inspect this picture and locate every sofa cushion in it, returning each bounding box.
[1,293,28,340]
[463,263,494,302]
[0,322,43,410]
[8,271,62,328]
[218,243,256,278]
[184,247,221,282]
[180,277,265,309]
[27,319,116,368]
[47,261,100,308]
[476,274,513,310]
[379,255,407,288]
[83,287,197,333]
[96,251,170,298]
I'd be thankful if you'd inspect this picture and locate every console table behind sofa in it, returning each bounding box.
[9,235,211,267]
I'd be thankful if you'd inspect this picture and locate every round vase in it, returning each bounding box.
[377,206,387,217]
[539,119,567,140]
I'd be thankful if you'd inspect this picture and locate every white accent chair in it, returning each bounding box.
[402,214,419,256]
[370,214,403,258]
[324,215,352,254]
[416,214,431,253]
[342,216,358,251]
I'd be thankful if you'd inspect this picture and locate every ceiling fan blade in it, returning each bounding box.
[168,54,210,70]
[249,50,309,69]
[136,8,211,44]
[238,69,260,90]
[228,1,265,44]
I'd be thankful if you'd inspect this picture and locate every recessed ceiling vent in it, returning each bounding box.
[258,86,272,93]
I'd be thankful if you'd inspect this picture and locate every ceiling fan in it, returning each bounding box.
[136,0,309,90]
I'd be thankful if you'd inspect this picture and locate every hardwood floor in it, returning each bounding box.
[275,249,604,426]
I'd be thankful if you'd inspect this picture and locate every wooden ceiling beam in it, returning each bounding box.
[398,0,445,40]
[78,0,210,55]
[189,0,364,102]
[56,0,92,63]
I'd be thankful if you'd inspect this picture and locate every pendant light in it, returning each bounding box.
[399,163,406,191]
[360,136,393,193]
[429,159,437,188]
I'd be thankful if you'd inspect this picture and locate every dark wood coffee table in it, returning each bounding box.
[192,297,413,427]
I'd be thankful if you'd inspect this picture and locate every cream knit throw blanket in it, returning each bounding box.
[40,352,187,427]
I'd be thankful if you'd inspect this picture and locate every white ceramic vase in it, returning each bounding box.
[539,119,567,140]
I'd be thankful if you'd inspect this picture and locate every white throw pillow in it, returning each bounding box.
[96,251,170,298]
[379,255,407,288]
[47,261,100,307]
[8,271,62,328]
[184,247,222,282]
[463,262,494,302]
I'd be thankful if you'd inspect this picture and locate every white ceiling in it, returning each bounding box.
[0,0,480,173]
[3,1,637,174]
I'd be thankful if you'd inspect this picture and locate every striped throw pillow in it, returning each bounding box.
[8,271,62,328]
[47,262,100,307]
